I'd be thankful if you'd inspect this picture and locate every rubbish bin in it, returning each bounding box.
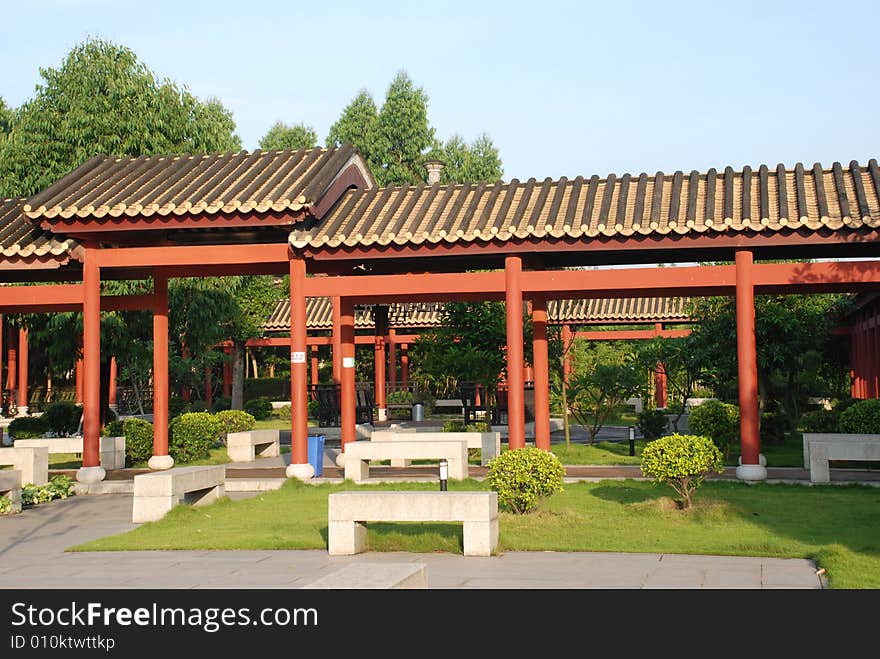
[412,403,425,422]
[307,434,326,477]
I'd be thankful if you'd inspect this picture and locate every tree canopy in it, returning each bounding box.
[0,37,241,198]
[258,121,318,151]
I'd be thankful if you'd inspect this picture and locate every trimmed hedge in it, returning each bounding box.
[244,397,273,421]
[8,416,48,440]
[688,400,740,457]
[169,412,220,463]
[122,418,154,466]
[637,408,668,440]
[214,409,256,438]
[839,398,880,434]
[486,447,565,514]
[640,433,723,509]
[41,402,82,437]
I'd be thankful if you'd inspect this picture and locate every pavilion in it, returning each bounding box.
[1,144,879,485]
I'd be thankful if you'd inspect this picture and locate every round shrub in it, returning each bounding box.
[122,417,154,465]
[189,401,209,413]
[8,416,48,440]
[102,419,125,438]
[244,397,273,421]
[0,495,12,515]
[838,398,880,434]
[798,408,838,433]
[637,408,668,440]
[688,400,740,457]
[169,412,220,464]
[640,433,724,509]
[168,396,191,420]
[211,396,232,413]
[214,409,256,441]
[41,401,82,437]
[486,447,565,514]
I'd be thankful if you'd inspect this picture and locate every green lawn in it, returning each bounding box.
[68,476,880,589]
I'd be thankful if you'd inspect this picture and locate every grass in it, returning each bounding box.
[67,476,880,589]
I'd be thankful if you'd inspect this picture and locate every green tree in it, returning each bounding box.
[326,89,378,156]
[0,97,13,140]
[0,37,241,197]
[565,341,642,444]
[258,121,318,151]
[433,132,503,184]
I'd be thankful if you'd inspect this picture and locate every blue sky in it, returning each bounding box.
[3,0,879,182]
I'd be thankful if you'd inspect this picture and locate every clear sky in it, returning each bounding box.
[3,0,879,182]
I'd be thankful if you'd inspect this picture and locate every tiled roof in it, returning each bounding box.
[263,296,692,332]
[289,160,880,249]
[23,144,370,222]
[0,198,79,259]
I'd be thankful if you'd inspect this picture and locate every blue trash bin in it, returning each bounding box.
[307,434,326,477]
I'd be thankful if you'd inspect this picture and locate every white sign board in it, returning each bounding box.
[343,357,355,368]
[290,351,306,364]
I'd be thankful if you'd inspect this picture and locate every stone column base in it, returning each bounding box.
[76,465,106,484]
[286,462,315,480]
[148,454,174,470]
[738,453,767,467]
[335,452,346,467]
[735,463,767,482]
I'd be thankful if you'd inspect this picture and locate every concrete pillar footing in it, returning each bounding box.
[76,465,106,484]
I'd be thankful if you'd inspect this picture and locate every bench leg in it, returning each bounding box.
[132,496,176,523]
[810,450,831,483]
[344,459,370,483]
[185,483,225,507]
[463,519,498,557]
[390,458,412,468]
[448,457,468,480]
[328,520,367,555]
[257,442,280,458]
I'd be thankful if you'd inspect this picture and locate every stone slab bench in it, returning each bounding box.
[226,429,280,462]
[0,446,48,485]
[14,436,125,470]
[328,491,498,557]
[0,469,22,514]
[302,562,427,589]
[343,439,468,483]
[802,433,880,483]
[370,430,501,466]
[132,465,226,523]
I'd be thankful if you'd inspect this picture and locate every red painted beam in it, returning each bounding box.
[245,334,420,347]
[39,209,308,233]
[574,329,692,340]
[94,243,290,268]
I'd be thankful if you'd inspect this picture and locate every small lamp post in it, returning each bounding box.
[439,458,448,491]
[628,426,636,457]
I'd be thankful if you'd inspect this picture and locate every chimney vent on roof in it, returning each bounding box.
[425,159,444,184]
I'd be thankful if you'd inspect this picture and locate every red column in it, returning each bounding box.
[75,349,83,405]
[332,295,342,385]
[735,250,762,474]
[310,345,319,386]
[0,316,3,400]
[222,345,232,397]
[16,328,28,411]
[532,295,550,451]
[151,269,172,469]
[505,255,526,450]
[387,328,397,388]
[340,298,356,452]
[109,356,117,409]
[401,344,409,385]
[288,256,310,475]
[562,324,573,383]
[374,305,387,420]
[656,363,668,408]
[857,321,867,398]
[81,245,101,473]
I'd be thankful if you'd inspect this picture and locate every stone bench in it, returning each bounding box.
[132,465,226,523]
[226,429,280,462]
[0,469,22,514]
[14,436,125,470]
[328,491,498,556]
[802,433,880,483]
[370,430,501,466]
[0,446,49,485]
[343,439,468,483]
[302,562,427,589]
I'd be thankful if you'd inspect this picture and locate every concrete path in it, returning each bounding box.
[0,491,825,589]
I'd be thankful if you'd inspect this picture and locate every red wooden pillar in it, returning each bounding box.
[310,345,319,386]
[401,344,409,385]
[109,356,117,410]
[505,255,526,450]
[222,345,232,397]
[655,363,668,408]
[374,305,387,421]
[204,365,212,408]
[332,295,342,385]
[6,324,16,392]
[287,255,312,478]
[340,298,356,455]
[387,328,397,388]
[735,250,765,481]
[16,328,28,413]
[532,295,550,451]
[150,269,173,470]
[562,324,573,382]
[79,244,104,482]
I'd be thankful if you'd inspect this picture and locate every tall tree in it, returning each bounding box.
[0,97,12,141]
[326,72,502,186]
[259,121,318,151]
[0,37,241,198]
